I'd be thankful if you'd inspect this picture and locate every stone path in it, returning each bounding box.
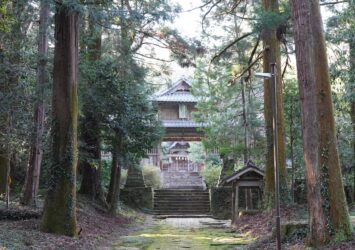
[110,217,254,250]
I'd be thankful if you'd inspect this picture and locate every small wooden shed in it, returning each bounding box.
[223,161,264,224]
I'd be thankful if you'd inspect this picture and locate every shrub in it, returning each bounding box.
[200,164,221,188]
[142,165,161,188]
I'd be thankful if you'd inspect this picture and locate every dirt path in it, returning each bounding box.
[105,217,254,250]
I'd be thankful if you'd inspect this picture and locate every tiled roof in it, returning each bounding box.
[155,93,197,103]
[163,120,205,128]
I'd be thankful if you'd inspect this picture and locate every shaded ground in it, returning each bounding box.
[111,217,254,250]
[1,201,354,249]
[0,196,145,250]
[239,205,355,250]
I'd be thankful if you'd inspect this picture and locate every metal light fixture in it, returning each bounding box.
[255,63,281,250]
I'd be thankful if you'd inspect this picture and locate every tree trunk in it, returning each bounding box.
[262,0,288,209]
[241,78,248,163]
[108,145,122,215]
[79,0,104,202]
[0,152,9,195]
[21,0,49,206]
[106,147,118,205]
[289,99,295,203]
[290,0,352,246]
[40,2,79,237]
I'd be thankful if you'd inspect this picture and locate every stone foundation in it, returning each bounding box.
[210,187,232,219]
[120,187,153,210]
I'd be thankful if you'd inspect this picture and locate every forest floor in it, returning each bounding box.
[0,195,148,250]
[0,200,354,250]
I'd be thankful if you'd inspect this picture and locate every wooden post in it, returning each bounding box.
[232,182,236,223]
[233,183,239,223]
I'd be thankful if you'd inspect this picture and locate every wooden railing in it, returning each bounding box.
[161,162,203,172]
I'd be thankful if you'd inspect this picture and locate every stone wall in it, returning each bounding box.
[210,187,232,219]
[120,187,153,210]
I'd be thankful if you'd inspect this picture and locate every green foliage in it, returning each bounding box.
[189,142,205,164]
[200,164,222,188]
[192,59,265,166]
[252,3,290,32]
[142,165,161,188]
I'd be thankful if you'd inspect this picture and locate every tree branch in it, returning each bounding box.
[320,1,349,6]
[211,32,255,63]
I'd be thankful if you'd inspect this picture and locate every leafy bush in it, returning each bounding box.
[200,164,221,188]
[142,165,161,188]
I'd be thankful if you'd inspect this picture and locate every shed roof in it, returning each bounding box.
[224,161,264,184]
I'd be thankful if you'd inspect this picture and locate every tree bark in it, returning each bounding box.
[79,0,104,202]
[290,0,352,246]
[262,0,288,209]
[107,144,122,215]
[41,2,79,237]
[241,78,248,163]
[21,0,49,206]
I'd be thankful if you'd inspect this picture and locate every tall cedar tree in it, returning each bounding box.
[79,1,105,202]
[21,0,49,206]
[262,0,288,209]
[41,1,79,236]
[290,0,352,246]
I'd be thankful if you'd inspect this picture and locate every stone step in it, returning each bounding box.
[153,210,210,215]
[154,196,209,200]
[154,202,210,207]
[154,192,209,196]
[154,204,210,211]
[153,188,211,216]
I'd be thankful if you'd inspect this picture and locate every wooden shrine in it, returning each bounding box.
[223,161,264,224]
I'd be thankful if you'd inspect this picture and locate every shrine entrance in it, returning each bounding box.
[142,78,210,215]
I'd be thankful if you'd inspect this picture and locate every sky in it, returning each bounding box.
[152,1,340,86]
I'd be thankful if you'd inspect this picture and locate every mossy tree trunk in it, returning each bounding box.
[40,1,79,237]
[79,4,104,202]
[21,0,49,206]
[290,0,352,246]
[262,0,288,210]
[107,142,122,215]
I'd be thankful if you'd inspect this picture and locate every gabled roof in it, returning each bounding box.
[224,161,264,184]
[154,77,197,103]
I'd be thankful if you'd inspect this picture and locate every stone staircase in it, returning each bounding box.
[153,189,210,215]
[161,171,206,189]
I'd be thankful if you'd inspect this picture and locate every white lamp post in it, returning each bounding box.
[256,63,281,250]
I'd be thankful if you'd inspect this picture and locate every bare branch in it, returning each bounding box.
[320,1,349,6]
[134,52,174,63]
[211,32,255,63]
[201,0,223,34]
